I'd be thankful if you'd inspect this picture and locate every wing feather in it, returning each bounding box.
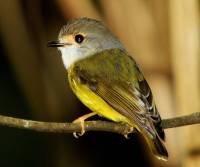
[90,81,157,139]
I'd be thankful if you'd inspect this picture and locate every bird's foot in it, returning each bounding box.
[73,112,96,138]
[123,126,135,139]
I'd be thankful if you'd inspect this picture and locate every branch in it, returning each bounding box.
[0,112,199,135]
[161,112,200,129]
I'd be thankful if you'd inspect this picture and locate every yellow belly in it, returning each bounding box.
[68,70,129,123]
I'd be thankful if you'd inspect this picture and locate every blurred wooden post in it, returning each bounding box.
[57,0,101,20]
[169,0,200,166]
[0,0,46,118]
[101,0,170,74]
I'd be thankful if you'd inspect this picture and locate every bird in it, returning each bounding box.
[47,17,168,161]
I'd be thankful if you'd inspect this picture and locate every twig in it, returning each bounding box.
[161,112,200,129]
[0,112,199,135]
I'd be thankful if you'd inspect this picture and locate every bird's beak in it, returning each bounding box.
[47,40,71,47]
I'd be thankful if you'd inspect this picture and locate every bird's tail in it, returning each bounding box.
[144,133,168,161]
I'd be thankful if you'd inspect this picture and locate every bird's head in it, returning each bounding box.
[48,17,124,69]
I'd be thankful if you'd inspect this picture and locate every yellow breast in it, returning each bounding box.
[67,65,129,123]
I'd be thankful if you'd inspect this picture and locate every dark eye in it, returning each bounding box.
[75,34,84,44]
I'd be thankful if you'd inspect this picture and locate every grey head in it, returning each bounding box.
[48,17,124,69]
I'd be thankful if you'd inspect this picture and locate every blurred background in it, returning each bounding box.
[0,0,199,167]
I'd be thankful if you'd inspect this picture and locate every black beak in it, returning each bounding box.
[47,40,71,47]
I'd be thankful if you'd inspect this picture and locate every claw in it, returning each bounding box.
[72,112,96,138]
[124,134,130,139]
[73,118,85,138]
[123,126,135,139]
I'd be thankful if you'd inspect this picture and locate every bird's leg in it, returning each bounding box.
[73,112,97,138]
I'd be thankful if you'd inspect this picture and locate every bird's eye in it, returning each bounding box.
[75,34,84,44]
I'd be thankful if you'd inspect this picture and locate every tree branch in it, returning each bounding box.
[161,112,200,129]
[0,112,199,135]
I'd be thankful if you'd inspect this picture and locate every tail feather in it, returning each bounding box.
[145,133,168,161]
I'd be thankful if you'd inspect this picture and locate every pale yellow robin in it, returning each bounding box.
[48,17,168,161]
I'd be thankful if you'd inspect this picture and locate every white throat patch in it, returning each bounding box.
[58,46,90,69]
